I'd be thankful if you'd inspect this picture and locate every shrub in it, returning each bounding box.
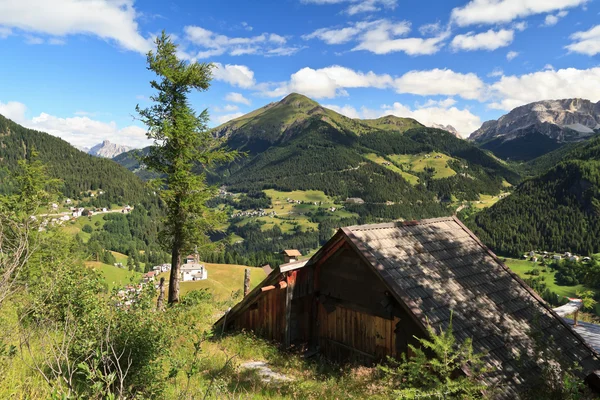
[82,224,93,233]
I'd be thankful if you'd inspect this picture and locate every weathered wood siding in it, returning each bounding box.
[232,286,287,343]
[318,303,400,362]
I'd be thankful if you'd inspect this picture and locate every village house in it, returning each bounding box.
[215,217,600,398]
[281,249,301,264]
[181,264,208,281]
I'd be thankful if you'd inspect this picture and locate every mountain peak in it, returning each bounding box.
[89,140,133,158]
[469,98,600,161]
[279,93,319,107]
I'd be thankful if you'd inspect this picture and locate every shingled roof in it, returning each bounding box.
[342,216,600,397]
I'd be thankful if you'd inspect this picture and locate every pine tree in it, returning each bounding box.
[127,256,134,271]
[136,32,235,304]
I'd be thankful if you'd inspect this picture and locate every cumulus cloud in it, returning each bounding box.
[451,29,514,51]
[489,67,600,110]
[303,19,449,56]
[300,0,397,15]
[259,66,485,101]
[181,25,300,59]
[451,0,588,26]
[323,101,481,136]
[542,10,568,26]
[260,65,394,99]
[215,112,244,124]
[0,100,150,148]
[394,69,486,100]
[506,50,519,60]
[566,24,600,55]
[225,92,251,105]
[212,63,256,89]
[0,0,152,53]
[0,100,27,122]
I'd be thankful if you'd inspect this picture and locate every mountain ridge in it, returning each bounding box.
[469,98,600,161]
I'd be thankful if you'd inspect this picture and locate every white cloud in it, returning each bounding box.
[0,99,150,148]
[323,104,363,118]
[513,21,528,31]
[323,101,481,136]
[28,113,149,148]
[506,50,519,60]
[489,67,600,110]
[259,66,486,101]
[0,26,12,38]
[260,65,393,99]
[542,11,568,26]
[0,0,152,53]
[304,19,449,56]
[300,0,397,15]
[394,69,486,100]
[214,104,240,113]
[212,63,256,89]
[215,112,244,124]
[420,98,457,108]
[225,92,251,105]
[451,29,514,51]
[182,25,299,59]
[0,101,27,122]
[352,20,449,55]
[566,25,600,55]
[488,68,504,77]
[419,22,442,36]
[451,0,588,26]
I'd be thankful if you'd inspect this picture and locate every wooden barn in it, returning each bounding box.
[214,217,600,397]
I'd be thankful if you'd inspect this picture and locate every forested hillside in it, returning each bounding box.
[0,114,150,205]
[467,155,600,256]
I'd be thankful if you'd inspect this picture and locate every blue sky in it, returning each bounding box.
[0,0,599,148]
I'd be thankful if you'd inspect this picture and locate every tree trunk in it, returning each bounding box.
[157,277,165,311]
[168,238,182,304]
[244,268,251,297]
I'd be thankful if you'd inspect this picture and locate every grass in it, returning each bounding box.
[86,261,142,290]
[473,194,503,209]
[504,257,588,298]
[388,152,457,180]
[159,263,267,300]
[61,213,108,242]
[363,153,420,185]
[232,189,353,234]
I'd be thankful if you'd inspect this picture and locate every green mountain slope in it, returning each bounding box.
[466,137,600,256]
[0,114,150,205]
[115,93,521,218]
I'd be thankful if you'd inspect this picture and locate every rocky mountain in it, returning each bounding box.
[469,99,600,161]
[430,123,459,137]
[89,140,133,158]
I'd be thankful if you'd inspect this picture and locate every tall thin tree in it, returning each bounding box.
[137,32,235,304]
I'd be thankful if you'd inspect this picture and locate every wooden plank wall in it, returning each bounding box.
[233,286,287,343]
[318,303,400,362]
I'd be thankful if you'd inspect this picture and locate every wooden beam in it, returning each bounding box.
[261,285,276,292]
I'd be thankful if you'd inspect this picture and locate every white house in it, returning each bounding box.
[181,263,208,281]
[553,255,562,261]
[569,255,579,262]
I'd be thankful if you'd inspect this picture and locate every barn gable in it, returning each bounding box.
[215,216,600,397]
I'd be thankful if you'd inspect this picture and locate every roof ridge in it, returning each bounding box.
[345,216,455,232]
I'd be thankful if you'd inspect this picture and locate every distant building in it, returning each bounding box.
[281,249,302,264]
[181,264,208,281]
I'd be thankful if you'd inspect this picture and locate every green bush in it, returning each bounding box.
[82,224,93,233]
